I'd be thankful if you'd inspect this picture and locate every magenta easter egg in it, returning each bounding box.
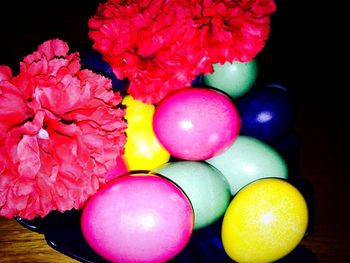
[81,174,194,263]
[105,155,129,182]
[153,88,240,160]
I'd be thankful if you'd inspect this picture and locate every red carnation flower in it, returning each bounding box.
[0,39,126,219]
[196,0,276,64]
[88,0,212,104]
[88,0,275,104]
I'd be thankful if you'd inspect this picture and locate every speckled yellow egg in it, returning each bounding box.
[221,178,308,263]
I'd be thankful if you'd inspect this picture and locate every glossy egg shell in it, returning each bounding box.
[203,60,258,98]
[153,161,231,229]
[153,88,240,161]
[123,96,170,170]
[237,84,295,143]
[81,174,194,263]
[206,135,288,195]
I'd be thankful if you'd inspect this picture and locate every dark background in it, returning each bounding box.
[0,1,349,262]
[0,1,342,113]
[0,1,322,88]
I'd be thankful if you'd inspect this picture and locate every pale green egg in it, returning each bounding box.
[203,60,258,98]
[206,135,288,195]
[153,161,231,229]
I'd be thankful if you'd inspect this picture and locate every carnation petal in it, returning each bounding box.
[17,135,41,179]
[0,65,12,81]
[37,39,69,60]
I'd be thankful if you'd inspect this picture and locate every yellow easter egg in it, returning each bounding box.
[123,96,170,170]
[125,125,170,170]
[122,95,154,125]
[221,178,308,263]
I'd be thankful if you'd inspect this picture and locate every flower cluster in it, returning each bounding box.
[0,39,127,219]
[88,0,276,103]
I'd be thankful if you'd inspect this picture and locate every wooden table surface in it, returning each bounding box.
[0,1,348,262]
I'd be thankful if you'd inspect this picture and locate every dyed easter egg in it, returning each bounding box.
[123,95,154,125]
[237,84,295,143]
[81,174,194,263]
[154,161,231,229]
[206,135,288,195]
[203,60,258,98]
[105,155,129,182]
[153,88,240,160]
[123,96,170,170]
[222,178,308,263]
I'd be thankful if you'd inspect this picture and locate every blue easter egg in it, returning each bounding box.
[237,84,295,143]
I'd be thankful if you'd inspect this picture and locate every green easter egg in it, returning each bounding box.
[206,136,288,195]
[203,60,258,98]
[154,161,231,229]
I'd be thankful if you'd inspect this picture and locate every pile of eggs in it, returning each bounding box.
[80,56,309,263]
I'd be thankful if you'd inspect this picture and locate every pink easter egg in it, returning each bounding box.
[81,174,194,263]
[153,88,241,160]
[105,155,129,182]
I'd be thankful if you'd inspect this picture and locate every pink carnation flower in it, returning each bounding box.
[0,39,126,219]
[88,0,276,104]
